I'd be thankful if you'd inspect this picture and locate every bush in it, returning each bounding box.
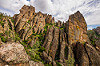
[0,21,4,27]
[27,20,30,24]
[39,46,46,52]
[87,30,100,46]
[32,41,40,49]
[15,33,21,41]
[56,62,62,66]
[0,36,7,43]
[43,24,48,34]
[65,56,75,66]
[11,18,15,23]
[65,46,68,58]
[24,41,42,62]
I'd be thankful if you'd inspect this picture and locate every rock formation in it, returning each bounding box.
[66,11,90,44]
[0,5,100,66]
[0,42,29,65]
[87,27,100,51]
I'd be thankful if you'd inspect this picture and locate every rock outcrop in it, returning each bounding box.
[14,5,55,40]
[67,11,89,44]
[93,27,100,35]
[87,27,100,51]
[0,42,29,65]
[0,5,100,66]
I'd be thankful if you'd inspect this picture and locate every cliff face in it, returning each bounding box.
[0,5,100,66]
[14,5,54,40]
[67,11,90,44]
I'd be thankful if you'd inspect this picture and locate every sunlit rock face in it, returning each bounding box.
[66,11,90,44]
[0,5,100,66]
[14,5,55,40]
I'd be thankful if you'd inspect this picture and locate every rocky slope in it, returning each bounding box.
[0,5,100,66]
[87,27,100,51]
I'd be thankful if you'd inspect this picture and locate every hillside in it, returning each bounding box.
[0,5,100,66]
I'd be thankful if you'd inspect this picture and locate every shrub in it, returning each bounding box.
[39,46,46,52]
[65,56,75,66]
[55,43,60,60]
[27,20,30,24]
[87,30,100,46]
[15,34,21,41]
[43,24,48,34]
[0,21,4,27]
[0,36,7,43]
[65,46,68,58]
[56,62,62,66]
[32,41,40,49]
[11,18,15,23]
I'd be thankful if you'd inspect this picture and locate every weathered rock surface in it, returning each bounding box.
[0,5,100,66]
[0,42,29,65]
[85,44,100,66]
[41,11,100,66]
[93,27,100,35]
[73,42,89,66]
[87,27,100,51]
[67,11,89,44]
[29,61,44,66]
[0,24,3,33]
[14,5,55,40]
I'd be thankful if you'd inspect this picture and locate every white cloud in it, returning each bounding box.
[87,26,93,30]
[0,0,100,25]
[0,0,30,14]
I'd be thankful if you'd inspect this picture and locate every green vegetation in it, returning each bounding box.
[60,25,65,30]
[0,33,8,43]
[39,46,46,52]
[56,62,62,66]
[65,56,75,66]
[55,43,60,60]
[15,33,21,41]
[0,13,4,19]
[5,29,21,41]
[0,12,11,20]
[21,40,42,62]
[0,21,4,27]
[87,30,100,46]
[0,36,7,43]
[43,24,49,34]
[23,24,50,62]
[65,46,68,58]
[27,20,30,24]
[11,18,15,24]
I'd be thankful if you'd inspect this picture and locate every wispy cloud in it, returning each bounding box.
[0,0,100,25]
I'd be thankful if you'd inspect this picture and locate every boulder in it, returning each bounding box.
[0,42,29,65]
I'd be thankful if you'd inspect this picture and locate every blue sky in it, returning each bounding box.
[0,0,100,29]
